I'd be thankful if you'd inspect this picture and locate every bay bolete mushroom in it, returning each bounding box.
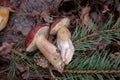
[25,24,49,52]
[25,25,63,72]
[36,34,63,72]
[57,26,74,65]
[0,7,10,31]
[50,17,70,35]
[50,17,75,65]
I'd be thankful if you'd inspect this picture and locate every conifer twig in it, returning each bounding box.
[63,69,120,74]
[11,49,29,60]
[73,29,117,44]
[49,68,58,80]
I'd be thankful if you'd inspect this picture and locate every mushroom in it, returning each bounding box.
[57,26,74,65]
[0,7,10,31]
[25,25,63,72]
[50,17,75,65]
[36,34,64,72]
[25,24,49,52]
[50,17,70,35]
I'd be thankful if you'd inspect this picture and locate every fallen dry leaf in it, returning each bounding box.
[40,10,53,23]
[0,42,14,56]
[0,0,16,10]
[79,6,91,26]
[83,13,90,26]
[79,6,91,20]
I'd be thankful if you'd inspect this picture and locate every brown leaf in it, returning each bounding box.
[0,0,16,10]
[79,6,91,20]
[0,42,14,56]
[40,10,53,23]
[83,13,90,26]
[79,6,91,26]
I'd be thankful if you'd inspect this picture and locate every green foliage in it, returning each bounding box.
[72,14,120,51]
[57,50,120,80]
[57,14,120,80]
[75,40,98,51]
[7,54,16,78]
[66,50,120,70]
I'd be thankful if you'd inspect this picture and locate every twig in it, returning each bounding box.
[73,29,117,44]
[49,68,58,80]
[0,68,9,74]
[11,49,29,60]
[63,69,120,74]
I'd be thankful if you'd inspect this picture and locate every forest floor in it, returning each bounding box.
[0,0,120,80]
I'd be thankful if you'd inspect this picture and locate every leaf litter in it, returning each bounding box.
[0,0,120,79]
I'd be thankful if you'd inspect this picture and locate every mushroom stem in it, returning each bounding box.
[35,34,64,72]
[57,26,74,65]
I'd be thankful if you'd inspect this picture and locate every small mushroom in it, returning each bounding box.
[25,25,63,72]
[0,7,10,31]
[50,17,70,35]
[50,17,75,65]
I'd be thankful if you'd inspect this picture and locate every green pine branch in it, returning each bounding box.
[57,14,120,80]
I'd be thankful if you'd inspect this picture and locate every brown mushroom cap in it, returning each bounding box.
[50,17,70,35]
[25,24,49,52]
